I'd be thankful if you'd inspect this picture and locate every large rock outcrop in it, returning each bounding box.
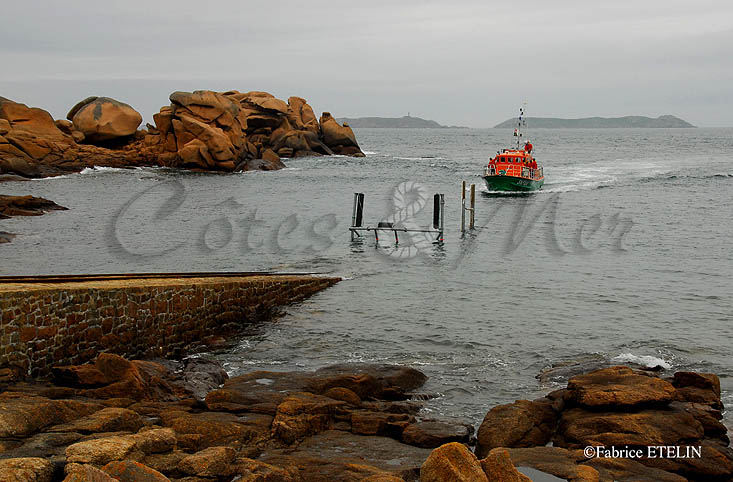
[0,97,154,178]
[67,97,142,143]
[0,91,364,179]
[320,112,364,156]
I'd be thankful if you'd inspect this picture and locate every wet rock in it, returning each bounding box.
[272,392,347,444]
[177,446,236,477]
[475,398,557,458]
[235,458,299,481]
[62,464,117,482]
[324,387,361,405]
[502,446,688,482]
[554,405,703,448]
[206,365,426,416]
[261,454,397,482]
[100,460,170,482]
[139,450,186,476]
[586,456,688,482]
[499,447,592,482]
[402,420,473,448]
[52,365,109,388]
[0,431,83,460]
[49,407,143,434]
[161,410,272,450]
[360,476,406,482]
[536,354,666,386]
[68,97,142,143]
[672,371,723,409]
[420,442,488,482]
[567,366,676,408]
[237,156,286,172]
[673,401,729,442]
[0,457,54,482]
[308,364,428,399]
[479,448,532,482]
[65,435,141,465]
[137,357,228,402]
[350,411,413,438]
[261,430,431,480]
[130,428,177,455]
[0,194,67,217]
[0,393,101,438]
[66,354,187,402]
[639,440,733,482]
[61,429,173,468]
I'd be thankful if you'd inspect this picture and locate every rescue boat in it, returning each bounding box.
[483,106,544,192]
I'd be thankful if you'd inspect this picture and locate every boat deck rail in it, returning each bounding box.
[485,165,543,180]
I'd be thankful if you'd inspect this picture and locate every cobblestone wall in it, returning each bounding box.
[0,275,339,376]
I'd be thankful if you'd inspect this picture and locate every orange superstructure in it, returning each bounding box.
[486,148,544,182]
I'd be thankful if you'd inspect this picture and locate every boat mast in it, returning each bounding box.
[514,101,527,149]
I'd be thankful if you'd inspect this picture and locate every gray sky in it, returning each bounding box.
[2,1,732,127]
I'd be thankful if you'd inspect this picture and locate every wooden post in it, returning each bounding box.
[440,194,445,242]
[461,181,466,234]
[469,184,475,230]
[351,193,358,241]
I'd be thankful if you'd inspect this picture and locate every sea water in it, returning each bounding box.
[1,127,731,426]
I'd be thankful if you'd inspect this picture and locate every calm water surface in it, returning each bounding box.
[1,127,732,426]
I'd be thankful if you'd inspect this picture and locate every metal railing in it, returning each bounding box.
[485,165,543,179]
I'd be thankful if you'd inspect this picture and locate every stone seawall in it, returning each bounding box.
[0,275,339,376]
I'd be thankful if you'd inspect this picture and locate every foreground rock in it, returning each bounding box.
[470,365,733,482]
[0,91,364,179]
[1,355,463,481]
[2,356,731,482]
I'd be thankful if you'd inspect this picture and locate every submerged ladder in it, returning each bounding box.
[349,192,445,243]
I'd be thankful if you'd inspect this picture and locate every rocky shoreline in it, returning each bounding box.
[0,356,730,482]
[0,91,364,181]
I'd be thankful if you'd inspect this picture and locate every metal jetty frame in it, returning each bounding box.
[349,192,445,243]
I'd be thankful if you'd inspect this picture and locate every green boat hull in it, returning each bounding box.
[483,175,544,192]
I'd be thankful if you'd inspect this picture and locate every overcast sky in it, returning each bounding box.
[2,1,732,127]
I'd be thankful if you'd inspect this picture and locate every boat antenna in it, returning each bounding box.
[515,101,529,149]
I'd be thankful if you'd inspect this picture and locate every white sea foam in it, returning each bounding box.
[612,353,672,369]
[80,166,132,175]
[395,156,445,161]
[363,150,377,155]
[31,173,74,180]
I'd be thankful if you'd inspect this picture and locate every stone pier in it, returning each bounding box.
[0,275,339,376]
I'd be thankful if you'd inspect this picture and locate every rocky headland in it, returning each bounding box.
[0,357,730,482]
[0,91,364,180]
[335,116,465,129]
[494,115,695,128]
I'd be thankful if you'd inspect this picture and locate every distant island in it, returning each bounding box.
[336,115,465,128]
[494,115,695,128]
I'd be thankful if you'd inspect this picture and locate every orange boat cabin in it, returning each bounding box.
[486,149,543,180]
